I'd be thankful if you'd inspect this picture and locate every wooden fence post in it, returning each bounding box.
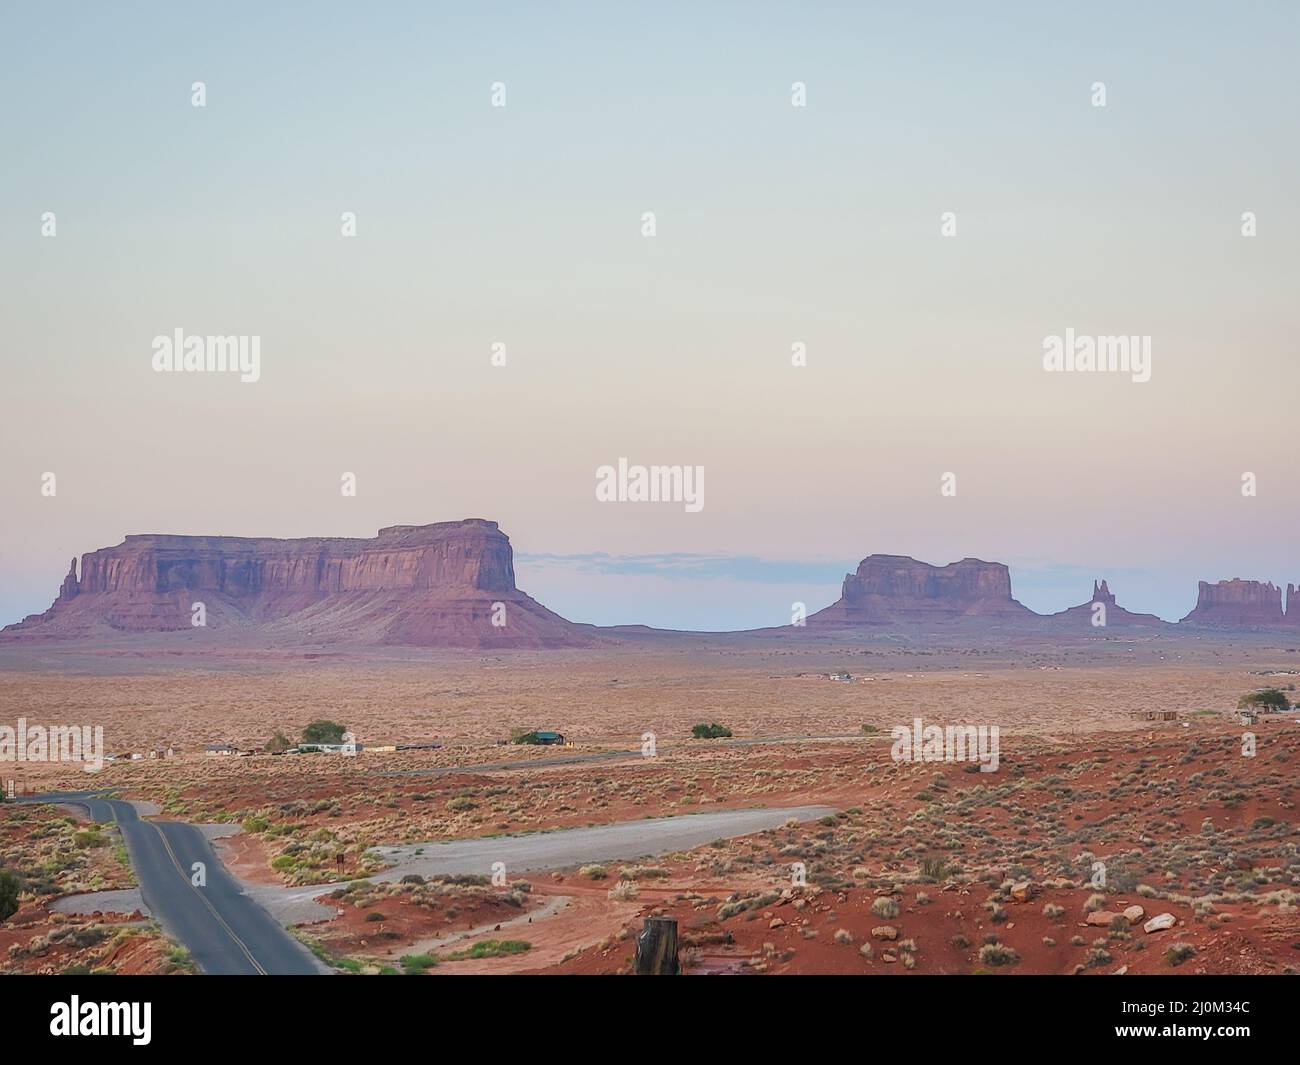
[634,916,679,975]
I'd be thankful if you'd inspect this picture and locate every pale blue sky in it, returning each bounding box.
[2,2,1297,629]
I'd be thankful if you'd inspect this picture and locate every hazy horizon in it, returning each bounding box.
[3,1,1297,631]
[0,520,1282,631]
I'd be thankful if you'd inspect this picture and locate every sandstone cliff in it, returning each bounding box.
[3,519,592,649]
[1286,585,1300,626]
[1179,579,1284,628]
[807,554,1036,625]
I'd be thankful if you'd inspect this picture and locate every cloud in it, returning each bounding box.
[515,552,853,585]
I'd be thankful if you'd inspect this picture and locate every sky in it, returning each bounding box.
[1,2,1298,630]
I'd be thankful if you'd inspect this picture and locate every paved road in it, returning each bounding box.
[24,792,323,975]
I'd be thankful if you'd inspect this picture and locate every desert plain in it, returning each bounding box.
[1,628,1297,976]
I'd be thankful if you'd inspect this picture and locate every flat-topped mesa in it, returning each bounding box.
[4,519,592,648]
[807,554,1036,625]
[1049,578,1166,628]
[1180,578,1284,628]
[1288,585,1300,626]
[78,518,516,597]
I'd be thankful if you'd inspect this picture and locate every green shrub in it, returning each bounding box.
[920,856,954,881]
[977,944,1019,967]
[445,939,530,960]
[0,869,21,921]
[691,723,733,739]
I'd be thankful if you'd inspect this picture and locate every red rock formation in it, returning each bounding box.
[1180,579,1284,628]
[56,558,80,605]
[807,554,1036,625]
[1048,579,1166,628]
[1286,585,1300,626]
[3,520,592,648]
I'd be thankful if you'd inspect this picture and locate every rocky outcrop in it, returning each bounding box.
[56,558,80,605]
[1048,579,1167,628]
[3,519,592,648]
[1180,579,1284,628]
[807,554,1036,625]
[1286,585,1300,626]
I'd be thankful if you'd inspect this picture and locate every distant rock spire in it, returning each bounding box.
[57,558,79,603]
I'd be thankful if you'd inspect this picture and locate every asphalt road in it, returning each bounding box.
[25,792,323,975]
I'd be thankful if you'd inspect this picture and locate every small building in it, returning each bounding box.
[534,731,565,746]
[1136,710,1179,722]
[205,743,236,756]
[1238,709,1258,725]
[828,671,853,682]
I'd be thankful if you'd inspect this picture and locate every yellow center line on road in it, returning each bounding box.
[147,819,269,976]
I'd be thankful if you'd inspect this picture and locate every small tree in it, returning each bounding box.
[1238,689,1290,713]
[266,730,293,753]
[301,720,347,745]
